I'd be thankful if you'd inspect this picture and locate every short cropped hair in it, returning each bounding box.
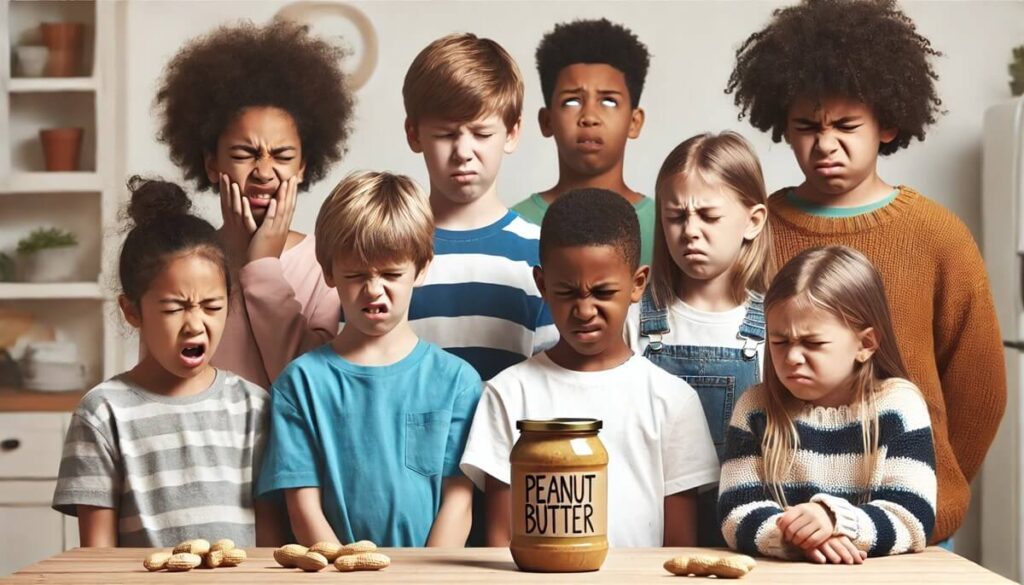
[536,18,650,108]
[540,188,640,271]
[315,171,434,276]
[403,33,523,130]
[725,0,942,156]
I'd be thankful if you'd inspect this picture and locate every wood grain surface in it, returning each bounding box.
[3,546,1015,584]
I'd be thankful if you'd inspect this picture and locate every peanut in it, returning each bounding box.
[663,554,756,579]
[210,538,235,552]
[221,548,247,567]
[273,544,309,568]
[338,540,377,556]
[173,538,211,555]
[201,550,224,569]
[335,552,391,572]
[143,551,171,572]
[309,541,344,562]
[166,553,203,572]
[295,551,329,572]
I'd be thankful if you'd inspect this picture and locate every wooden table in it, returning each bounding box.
[3,547,1014,584]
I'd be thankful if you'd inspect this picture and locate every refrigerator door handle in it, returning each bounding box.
[1003,340,1024,351]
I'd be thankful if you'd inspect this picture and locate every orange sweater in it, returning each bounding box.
[768,186,1007,543]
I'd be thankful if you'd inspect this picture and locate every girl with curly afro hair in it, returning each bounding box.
[154,19,354,391]
[724,0,1005,550]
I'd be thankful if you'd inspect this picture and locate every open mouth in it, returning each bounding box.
[363,304,389,319]
[179,343,207,367]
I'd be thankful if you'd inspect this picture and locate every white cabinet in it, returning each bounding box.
[0,413,73,576]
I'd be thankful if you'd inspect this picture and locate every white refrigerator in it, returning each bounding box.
[980,95,1024,582]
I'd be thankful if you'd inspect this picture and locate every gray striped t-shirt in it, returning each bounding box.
[52,369,269,547]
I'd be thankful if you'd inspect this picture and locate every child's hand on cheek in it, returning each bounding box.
[777,502,834,550]
[219,173,258,267]
[804,535,867,564]
[247,173,298,262]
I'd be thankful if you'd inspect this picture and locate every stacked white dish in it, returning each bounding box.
[20,341,86,392]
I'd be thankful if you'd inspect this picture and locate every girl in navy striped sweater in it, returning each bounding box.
[718,246,935,563]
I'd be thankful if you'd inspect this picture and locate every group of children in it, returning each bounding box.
[50,0,1006,566]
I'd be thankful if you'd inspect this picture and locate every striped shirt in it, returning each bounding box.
[408,211,558,380]
[718,378,936,559]
[52,369,269,547]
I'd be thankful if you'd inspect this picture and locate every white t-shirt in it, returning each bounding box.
[459,352,720,547]
[624,298,765,371]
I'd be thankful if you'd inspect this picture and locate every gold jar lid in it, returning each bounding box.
[516,418,602,432]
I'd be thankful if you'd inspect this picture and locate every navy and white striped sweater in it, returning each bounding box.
[718,378,936,559]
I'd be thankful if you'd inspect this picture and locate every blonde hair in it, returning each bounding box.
[403,33,523,130]
[315,171,434,277]
[651,131,775,307]
[761,246,911,505]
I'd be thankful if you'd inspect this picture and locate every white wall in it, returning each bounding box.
[118,0,1024,567]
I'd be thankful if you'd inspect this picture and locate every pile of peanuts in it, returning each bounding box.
[663,553,756,579]
[275,540,391,572]
[143,539,246,572]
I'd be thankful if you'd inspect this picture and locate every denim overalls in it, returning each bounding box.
[638,290,765,546]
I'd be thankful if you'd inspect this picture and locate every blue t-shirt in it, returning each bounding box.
[255,341,482,546]
[407,210,558,381]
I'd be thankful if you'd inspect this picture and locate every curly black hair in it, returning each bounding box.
[155,20,354,192]
[540,188,640,271]
[725,0,942,155]
[536,18,650,108]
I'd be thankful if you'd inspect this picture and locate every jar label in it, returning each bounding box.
[512,470,607,538]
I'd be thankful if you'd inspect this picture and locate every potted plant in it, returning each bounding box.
[1012,45,1024,97]
[16,227,80,283]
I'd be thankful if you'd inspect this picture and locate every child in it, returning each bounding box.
[512,18,656,266]
[461,189,720,547]
[52,178,271,547]
[154,20,354,388]
[719,246,936,563]
[625,131,773,545]
[725,0,1005,543]
[255,171,482,547]
[402,33,557,383]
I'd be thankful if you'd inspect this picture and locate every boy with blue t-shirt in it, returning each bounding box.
[402,33,558,382]
[256,171,482,547]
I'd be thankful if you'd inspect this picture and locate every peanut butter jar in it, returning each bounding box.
[510,418,608,572]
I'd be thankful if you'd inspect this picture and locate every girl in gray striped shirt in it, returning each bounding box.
[52,178,271,547]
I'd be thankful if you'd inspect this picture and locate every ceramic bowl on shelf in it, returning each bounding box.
[20,341,86,392]
[14,45,48,77]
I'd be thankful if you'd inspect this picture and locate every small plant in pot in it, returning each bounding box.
[16,227,80,283]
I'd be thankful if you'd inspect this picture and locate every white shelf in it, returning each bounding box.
[2,172,101,193]
[0,282,104,300]
[6,77,96,93]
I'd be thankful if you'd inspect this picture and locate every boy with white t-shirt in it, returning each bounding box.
[460,188,719,547]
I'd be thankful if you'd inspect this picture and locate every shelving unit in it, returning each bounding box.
[1,0,116,574]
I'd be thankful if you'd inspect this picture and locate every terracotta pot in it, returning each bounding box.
[40,22,83,77]
[39,127,84,172]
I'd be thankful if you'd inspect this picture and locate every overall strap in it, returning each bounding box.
[638,289,670,352]
[737,292,766,359]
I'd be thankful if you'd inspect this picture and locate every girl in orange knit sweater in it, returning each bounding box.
[725,0,1005,545]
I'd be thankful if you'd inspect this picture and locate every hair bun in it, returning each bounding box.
[126,175,192,227]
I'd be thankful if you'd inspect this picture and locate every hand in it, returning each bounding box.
[218,173,257,268]
[777,502,834,549]
[804,535,867,564]
[247,172,298,262]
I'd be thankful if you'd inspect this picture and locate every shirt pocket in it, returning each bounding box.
[405,411,451,477]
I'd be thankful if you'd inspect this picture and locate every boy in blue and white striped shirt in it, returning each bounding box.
[401,33,557,382]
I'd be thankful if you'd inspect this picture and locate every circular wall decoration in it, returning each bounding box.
[275,1,379,91]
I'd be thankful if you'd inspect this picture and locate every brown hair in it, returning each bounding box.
[651,131,775,307]
[402,33,523,130]
[315,171,434,278]
[761,246,911,505]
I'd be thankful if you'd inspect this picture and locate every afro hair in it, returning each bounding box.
[540,188,641,271]
[725,0,942,155]
[155,20,354,192]
[536,18,650,109]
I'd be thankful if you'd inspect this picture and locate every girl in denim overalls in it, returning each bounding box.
[626,131,775,546]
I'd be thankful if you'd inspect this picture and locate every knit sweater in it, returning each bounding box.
[718,379,936,559]
[768,185,1006,542]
